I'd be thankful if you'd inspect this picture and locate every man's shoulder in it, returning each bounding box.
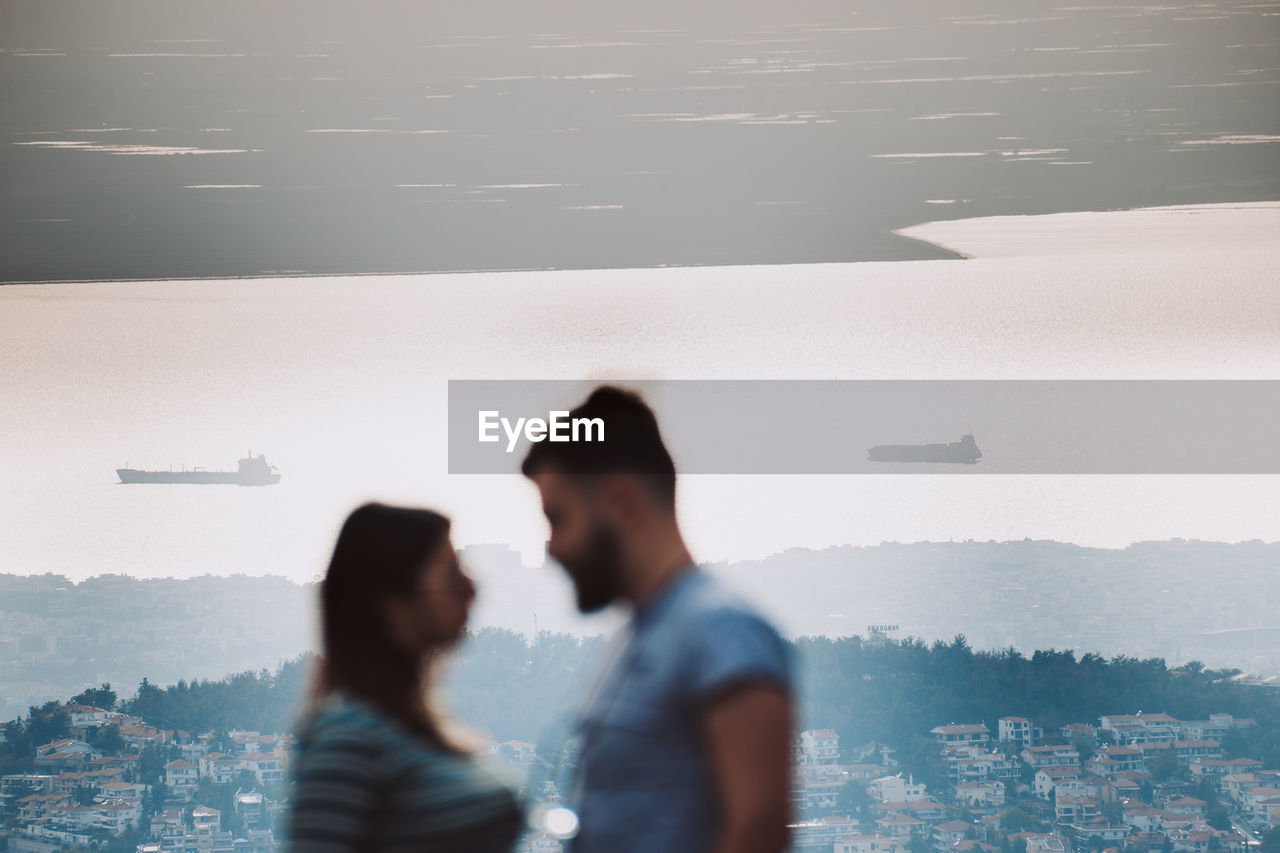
[658,568,792,696]
[665,567,777,631]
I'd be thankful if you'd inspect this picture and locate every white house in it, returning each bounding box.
[164,759,198,793]
[1034,767,1079,799]
[998,717,1038,749]
[869,775,927,803]
[836,834,903,853]
[796,729,842,766]
[1021,745,1080,770]
[955,781,1005,808]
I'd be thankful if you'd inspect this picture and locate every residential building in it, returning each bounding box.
[1020,834,1068,853]
[1242,787,1280,821]
[1034,767,1079,799]
[1022,745,1081,770]
[796,729,842,766]
[869,775,927,804]
[1086,745,1143,777]
[955,781,1005,808]
[876,813,925,839]
[791,816,861,849]
[164,759,198,794]
[1164,796,1207,816]
[934,819,973,850]
[1055,794,1101,827]
[1221,773,1259,802]
[998,717,1038,749]
[931,725,990,748]
[835,834,903,853]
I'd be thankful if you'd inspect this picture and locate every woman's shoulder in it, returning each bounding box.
[296,694,395,754]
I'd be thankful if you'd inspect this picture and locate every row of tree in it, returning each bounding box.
[3,631,1277,790]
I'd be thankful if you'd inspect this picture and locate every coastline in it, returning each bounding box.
[894,201,1280,260]
[1,198,1276,590]
[3,200,1276,288]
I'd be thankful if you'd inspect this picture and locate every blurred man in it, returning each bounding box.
[523,386,793,853]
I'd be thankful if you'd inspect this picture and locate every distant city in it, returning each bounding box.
[4,668,1277,852]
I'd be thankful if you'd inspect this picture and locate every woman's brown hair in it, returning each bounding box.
[319,502,456,747]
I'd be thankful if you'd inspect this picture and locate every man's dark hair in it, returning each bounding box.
[521,385,677,507]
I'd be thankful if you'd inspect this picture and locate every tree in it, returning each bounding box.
[70,684,117,711]
[1206,805,1230,832]
[25,701,69,747]
[1074,732,1096,762]
[102,826,145,853]
[1261,826,1280,853]
[837,779,870,820]
[3,778,40,819]
[88,723,125,755]
[138,743,167,786]
[1000,807,1040,833]
[143,781,169,819]
[908,835,932,853]
[1149,748,1184,783]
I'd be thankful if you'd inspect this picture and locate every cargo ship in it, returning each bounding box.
[867,434,981,464]
[116,454,281,485]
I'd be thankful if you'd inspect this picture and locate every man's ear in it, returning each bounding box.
[598,474,644,525]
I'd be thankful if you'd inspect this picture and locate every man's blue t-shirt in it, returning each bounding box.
[568,565,792,853]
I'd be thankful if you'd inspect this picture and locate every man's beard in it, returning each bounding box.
[561,519,626,614]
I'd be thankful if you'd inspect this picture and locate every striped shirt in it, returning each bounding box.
[287,696,521,853]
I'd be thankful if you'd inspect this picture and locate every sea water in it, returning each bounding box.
[2,205,1277,601]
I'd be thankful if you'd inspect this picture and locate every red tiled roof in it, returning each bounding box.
[933,724,990,735]
[878,814,924,825]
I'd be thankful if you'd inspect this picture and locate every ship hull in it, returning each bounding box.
[867,435,982,464]
[866,447,980,464]
[116,469,280,485]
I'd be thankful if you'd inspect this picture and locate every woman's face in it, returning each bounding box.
[386,536,476,654]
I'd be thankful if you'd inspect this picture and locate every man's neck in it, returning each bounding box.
[626,534,693,607]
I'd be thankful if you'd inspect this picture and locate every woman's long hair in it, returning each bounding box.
[319,502,454,746]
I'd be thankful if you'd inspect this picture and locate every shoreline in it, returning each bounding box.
[895,200,1280,260]
[4,201,1276,287]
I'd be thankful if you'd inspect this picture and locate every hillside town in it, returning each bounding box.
[3,702,1276,853]
[1,702,290,853]
[787,712,1276,853]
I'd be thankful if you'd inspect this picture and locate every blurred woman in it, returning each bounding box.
[287,503,521,853]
